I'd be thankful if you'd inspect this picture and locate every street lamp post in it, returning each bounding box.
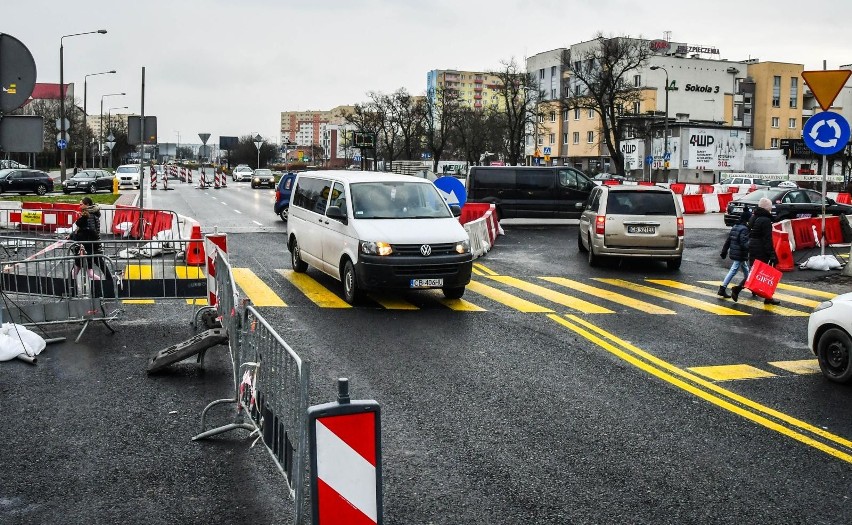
[60,29,107,180]
[174,131,181,161]
[650,66,670,180]
[253,134,263,170]
[99,92,125,168]
[106,106,128,168]
[82,70,115,168]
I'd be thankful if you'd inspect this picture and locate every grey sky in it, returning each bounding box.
[6,0,850,145]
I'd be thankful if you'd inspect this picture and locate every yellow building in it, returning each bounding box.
[740,60,804,149]
[280,105,353,146]
[426,69,505,111]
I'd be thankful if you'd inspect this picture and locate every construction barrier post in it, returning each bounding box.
[150,165,157,190]
[308,378,382,525]
[773,230,795,271]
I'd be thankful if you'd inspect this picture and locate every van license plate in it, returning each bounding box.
[410,278,443,288]
[627,226,655,234]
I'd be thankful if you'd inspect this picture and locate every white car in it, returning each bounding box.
[232,165,253,182]
[115,164,141,189]
[808,292,852,383]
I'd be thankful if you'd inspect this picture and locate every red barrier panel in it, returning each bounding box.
[459,203,494,225]
[53,202,80,231]
[726,185,739,194]
[790,217,817,249]
[681,194,705,214]
[111,205,140,237]
[670,183,685,194]
[717,193,734,209]
[698,184,714,194]
[836,193,851,204]
[603,179,621,186]
[813,216,845,246]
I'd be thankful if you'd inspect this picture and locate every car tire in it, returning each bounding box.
[279,208,289,222]
[251,183,257,189]
[587,234,599,267]
[342,259,361,305]
[89,183,97,193]
[667,257,682,271]
[816,328,852,384]
[63,190,71,195]
[290,238,308,273]
[442,286,465,299]
[35,184,47,196]
[577,230,588,253]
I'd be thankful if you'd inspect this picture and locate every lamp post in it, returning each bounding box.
[650,65,670,178]
[82,70,115,168]
[253,134,264,169]
[174,131,181,161]
[107,106,128,168]
[60,30,107,180]
[99,92,125,167]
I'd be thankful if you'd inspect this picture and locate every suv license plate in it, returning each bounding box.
[410,278,443,288]
[627,226,655,234]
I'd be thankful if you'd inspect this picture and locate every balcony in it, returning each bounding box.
[474,85,483,92]
[474,94,482,100]
[474,78,483,84]
[801,108,814,117]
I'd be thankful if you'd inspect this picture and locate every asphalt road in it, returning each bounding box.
[2,181,851,524]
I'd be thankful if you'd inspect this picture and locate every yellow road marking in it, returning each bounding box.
[769,359,822,375]
[276,270,351,308]
[123,299,155,304]
[175,266,205,279]
[541,277,675,314]
[467,280,553,313]
[124,264,152,280]
[471,266,486,276]
[595,279,748,316]
[698,280,825,307]
[485,275,613,314]
[648,280,809,317]
[186,298,208,306]
[552,314,852,463]
[688,364,777,381]
[439,297,487,311]
[775,282,838,300]
[232,268,287,307]
[367,295,419,310]
[473,263,498,275]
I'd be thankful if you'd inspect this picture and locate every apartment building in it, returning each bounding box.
[426,69,505,111]
[280,105,353,147]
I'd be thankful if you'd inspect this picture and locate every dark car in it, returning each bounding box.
[0,168,54,195]
[273,172,297,221]
[251,169,276,189]
[62,169,115,194]
[723,188,852,226]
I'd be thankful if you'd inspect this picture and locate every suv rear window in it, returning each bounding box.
[606,191,676,215]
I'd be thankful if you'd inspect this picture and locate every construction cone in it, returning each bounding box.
[773,230,794,272]
[219,167,227,188]
[185,224,205,266]
[214,169,221,189]
[198,168,207,189]
[187,168,193,184]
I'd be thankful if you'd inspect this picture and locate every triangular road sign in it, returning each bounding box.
[802,70,852,111]
[198,133,211,145]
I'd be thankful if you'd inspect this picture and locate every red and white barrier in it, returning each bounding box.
[460,203,502,258]
[204,233,228,306]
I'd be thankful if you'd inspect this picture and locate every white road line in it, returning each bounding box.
[234,209,242,214]
[252,220,262,226]
[221,201,228,205]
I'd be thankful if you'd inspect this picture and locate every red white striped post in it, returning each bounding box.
[204,233,228,306]
[309,379,382,525]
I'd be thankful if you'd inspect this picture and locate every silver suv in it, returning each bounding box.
[577,185,684,270]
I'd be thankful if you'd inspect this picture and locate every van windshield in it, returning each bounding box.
[351,182,452,219]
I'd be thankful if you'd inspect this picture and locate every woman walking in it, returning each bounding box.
[718,209,751,299]
[731,197,780,305]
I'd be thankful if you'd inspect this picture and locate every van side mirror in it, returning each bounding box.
[449,204,462,217]
[326,206,348,224]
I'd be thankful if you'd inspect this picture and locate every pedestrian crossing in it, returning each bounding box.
[162,262,836,318]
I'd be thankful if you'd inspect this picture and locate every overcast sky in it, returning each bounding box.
[5,0,850,145]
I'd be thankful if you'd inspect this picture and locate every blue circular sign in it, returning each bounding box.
[645,155,654,165]
[803,111,851,156]
[57,139,67,149]
[433,176,467,207]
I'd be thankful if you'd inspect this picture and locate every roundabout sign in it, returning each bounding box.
[803,111,850,156]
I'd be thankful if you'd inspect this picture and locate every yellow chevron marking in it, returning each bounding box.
[648,280,809,316]
[467,280,553,313]
[595,279,748,316]
[232,268,286,307]
[277,270,351,308]
[688,364,777,381]
[769,359,821,375]
[485,275,613,314]
[124,264,152,280]
[541,277,675,314]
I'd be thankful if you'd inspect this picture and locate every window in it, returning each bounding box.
[538,136,543,145]
[633,74,641,87]
[587,131,594,143]
[539,68,545,79]
[549,133,555,144]
[562,109,569,121]
[744,96,752,104]
[790,77,798,108]
[588,108,594,119]
[563,133,569,144]
[551,89,556,99]
[574,85,580,96]
[538,114,544,123]
[551,66,557,76]
[771,117,780,128]
[549,111,556,122]
[573,132,580,144]
[633,101,641,114]
[770,138,779,148]
[772,75,781,107]
[329,182,347,216]
[574,108,580,120]
[789,118,796,128]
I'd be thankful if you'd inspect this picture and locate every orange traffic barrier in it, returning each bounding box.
[836,193,851,204]
[459,203,494,225]
[773,230,795,271]
[669,183,685,194]
[790,218,817,249]
[717,193,734,209]
[185,224,205,266]
[681,194,705,214]
[726,185,739,194]
[813,216,846,246]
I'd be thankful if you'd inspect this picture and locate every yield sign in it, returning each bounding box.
[198,133,211,145]
[801,70,852,111]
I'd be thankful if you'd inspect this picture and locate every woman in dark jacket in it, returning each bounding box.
[732,197,780,304]
[718,209,751,298]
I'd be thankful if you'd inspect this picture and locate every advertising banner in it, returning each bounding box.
[685,128,746,171]
[620,139,644,171]
[651,137,680,170]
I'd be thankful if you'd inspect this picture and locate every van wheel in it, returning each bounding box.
[342,260,361,304]
[667,257,682,271]
[587,235,599,267]
[442,286,465,299]
[817,328,852,384]
[577,230,588,253]
[290,238,308,272]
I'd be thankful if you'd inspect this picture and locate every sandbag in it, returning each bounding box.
[0,323,46,362]
[799,255,843,271]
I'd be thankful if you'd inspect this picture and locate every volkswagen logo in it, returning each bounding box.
[419,244,432,256]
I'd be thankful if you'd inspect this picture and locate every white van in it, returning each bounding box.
[287,171,473,304]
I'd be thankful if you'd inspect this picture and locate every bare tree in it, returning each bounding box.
[424,85,461,172]
[386,89,425,161]
[342,102,383,169]
[489,58,539,165]
[561,34,650,175]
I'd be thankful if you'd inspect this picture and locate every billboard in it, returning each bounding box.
[620,139,644,171]
[651,136,681,170]
[685,128,746,171]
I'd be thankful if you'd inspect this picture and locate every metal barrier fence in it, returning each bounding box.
[0,252,120,342]
[192,249,311,525]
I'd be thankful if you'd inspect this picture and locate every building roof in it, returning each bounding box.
[29,83,72,100]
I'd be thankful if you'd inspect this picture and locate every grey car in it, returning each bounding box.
[251,169,275,188]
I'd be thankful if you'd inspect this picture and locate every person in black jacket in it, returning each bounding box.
[718,209,751,298]
[731,197,780,305]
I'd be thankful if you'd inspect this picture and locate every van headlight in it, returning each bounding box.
[455,240,470,254]
[360,241,393,256]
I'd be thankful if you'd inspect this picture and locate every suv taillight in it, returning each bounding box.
[595,215,606,235]
[677,217,684,237]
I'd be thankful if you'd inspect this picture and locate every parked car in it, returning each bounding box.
[718,176,770,192]
[274,172,297,221]
[592,173,626,184]
[232,165,253,182]
[808,292,852,383]
[0,168,54,195]
[723,188,852,226]
[62,169,115,194]
[251,168,275,188]
[578,184,684,270]
[287,171,472,304]
[0,160,28,170]
[115,164,141,189]
[466,166,595,219]
[768,180,798,189]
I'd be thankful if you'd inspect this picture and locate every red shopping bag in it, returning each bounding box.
[744,259,782,299]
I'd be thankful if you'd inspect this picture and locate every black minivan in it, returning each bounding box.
[466,166,595,219]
